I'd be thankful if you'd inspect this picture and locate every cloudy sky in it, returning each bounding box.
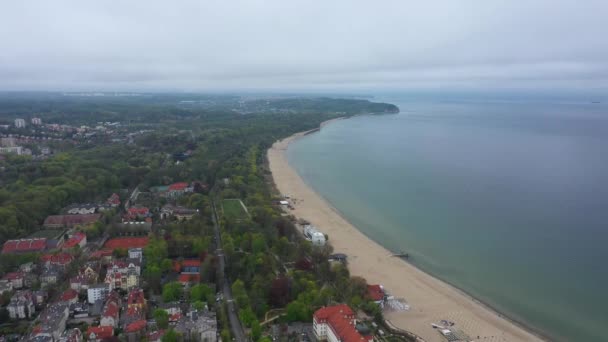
[1,1,607,92]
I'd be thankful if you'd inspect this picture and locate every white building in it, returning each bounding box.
[304,225,326,246]
[14,119,26,128]
[87,284,110,304]
[31,117,42,125]
[128,248,143,261]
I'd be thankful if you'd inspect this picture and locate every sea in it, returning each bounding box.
[287,93,608,342]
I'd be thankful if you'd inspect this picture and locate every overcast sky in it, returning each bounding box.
[1,1,607,92]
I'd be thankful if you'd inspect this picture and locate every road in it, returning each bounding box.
[211,198,247,342]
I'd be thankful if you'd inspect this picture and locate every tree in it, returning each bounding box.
[190,284,212,304]
[154,309,169,329]
[162,282,183,302]
[251,319,262,341]
[162,329,180,342]
[231,279,249,310]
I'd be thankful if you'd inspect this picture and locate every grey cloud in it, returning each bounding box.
[0,0,607,91]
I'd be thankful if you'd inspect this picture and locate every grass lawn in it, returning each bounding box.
[27,229,65,239]
[222,199,249,220]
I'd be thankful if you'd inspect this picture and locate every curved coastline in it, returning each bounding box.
[267,117,547,342]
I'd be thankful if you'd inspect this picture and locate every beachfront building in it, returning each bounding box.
[313,304,372,342]
[304,225,326,246]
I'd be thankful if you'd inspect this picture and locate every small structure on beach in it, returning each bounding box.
[304,225,326,246]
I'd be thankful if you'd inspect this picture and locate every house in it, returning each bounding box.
[62,232,87,249]
[313,304,373,342]
[2,238,47,254]
[107,193,121,207]
[19,262,36,273]
[2,271,24,289]
[160,204,198,221]
[65,204,98,215]
[366,285,385,307]
[108,259,141,276]
[40,266,61,287]
[128,248,143,261]
[60,289,79,304]
[7,290,35,319]
[105,259,141,290]
[174,309,217,342]
[70,275,89,291]
[127,288,146,311]
[32,303,69,341]
[165,182,192,198]
[87,284,110,304]
[86,326,114,342]
[43,214,101,229]
[125,319,147,342]
[59,328,83,342]
[0,280,13,294]
[33,290,48,307]
[41,252,74,269]
[146,330,166,342]
[126,207,149,220]
[178,273,201,285]
[69,302,89,318]
[100,292,121,327]
[80,262,101,281]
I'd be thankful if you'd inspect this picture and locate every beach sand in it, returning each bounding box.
[267,122,545,342]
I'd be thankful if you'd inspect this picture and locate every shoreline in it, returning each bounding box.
[267,117,547,342]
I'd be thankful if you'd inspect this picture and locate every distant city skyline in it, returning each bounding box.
[1,1,607,92]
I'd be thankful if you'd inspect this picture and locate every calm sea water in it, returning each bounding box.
[287,95,608,342]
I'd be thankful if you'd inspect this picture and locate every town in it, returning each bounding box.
[0,94,410,342]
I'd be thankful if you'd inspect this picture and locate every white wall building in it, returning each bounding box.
[31,117,42,125]
[304,225,326,246]
[128,248,143,261]
[14,119,26,128]
[87,284,110,304]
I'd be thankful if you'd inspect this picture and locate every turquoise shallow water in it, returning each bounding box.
[287,96,608,342]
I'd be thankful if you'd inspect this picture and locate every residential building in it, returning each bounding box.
[59,289,79,304]
[41,252,74,269]
[86,326,114,342]
[0,280,13,294]
[65,204,97,215]
[62,232,87,249]
[15,118,26,128]
[19,262,36,273]
[31,303,69,341]
[59,328,82,342]
[0,146,24,155]
[125,319,147,342]
[166,182,191,198]
[160,204,198,221]
[313,304,373,342]
[128,248,143,261]
[43,214,101,229]
[174,309,217,342]
[8,290,35,319]
[31,118,42,125]
[107,193,120,207]
[40,266,61,287]
[1,238,47,254]
[2,271,24,289]
[87,284,110,304]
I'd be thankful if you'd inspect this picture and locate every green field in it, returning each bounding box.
[27,229,65,239]
[222,199,249,220]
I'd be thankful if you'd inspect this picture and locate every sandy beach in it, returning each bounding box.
[267,121,545,342]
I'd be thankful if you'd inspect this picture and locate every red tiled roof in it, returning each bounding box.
[314,305,370,342]
[173,259,201,272]
[60,289,79,301]
[63,232,86,249]
[2,238,47,254]
[87,326,114,339]
[41,252,74,265]
[178,273,200,284]
[128,207,149,215]
[125,319,146,333]
[2,271,23,280]
[367,284,384,301]
[168,182,188,191]
[91,249,113,258]
[107,193,121,205]
[169,313,181,322]
[102,301,119,319]
[44,214,101,227]
[128,288,145,306]
[104,237,149,250]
